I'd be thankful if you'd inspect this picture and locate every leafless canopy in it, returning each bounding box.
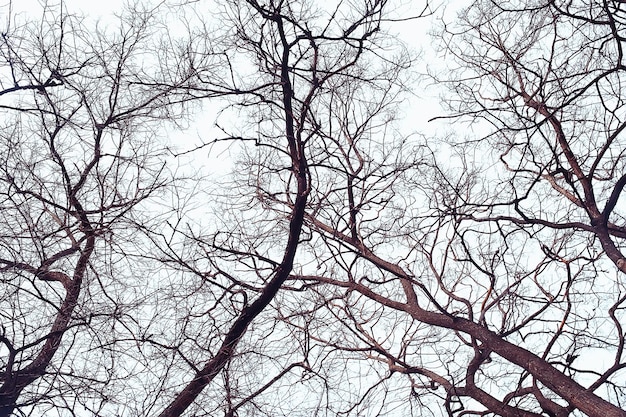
[0,0,625,417]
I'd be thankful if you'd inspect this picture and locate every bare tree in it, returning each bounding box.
[0,2,224,415]
[362,0,626,415]
[147,1,426,415]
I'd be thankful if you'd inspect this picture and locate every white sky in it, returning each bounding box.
[1,0,618,413]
